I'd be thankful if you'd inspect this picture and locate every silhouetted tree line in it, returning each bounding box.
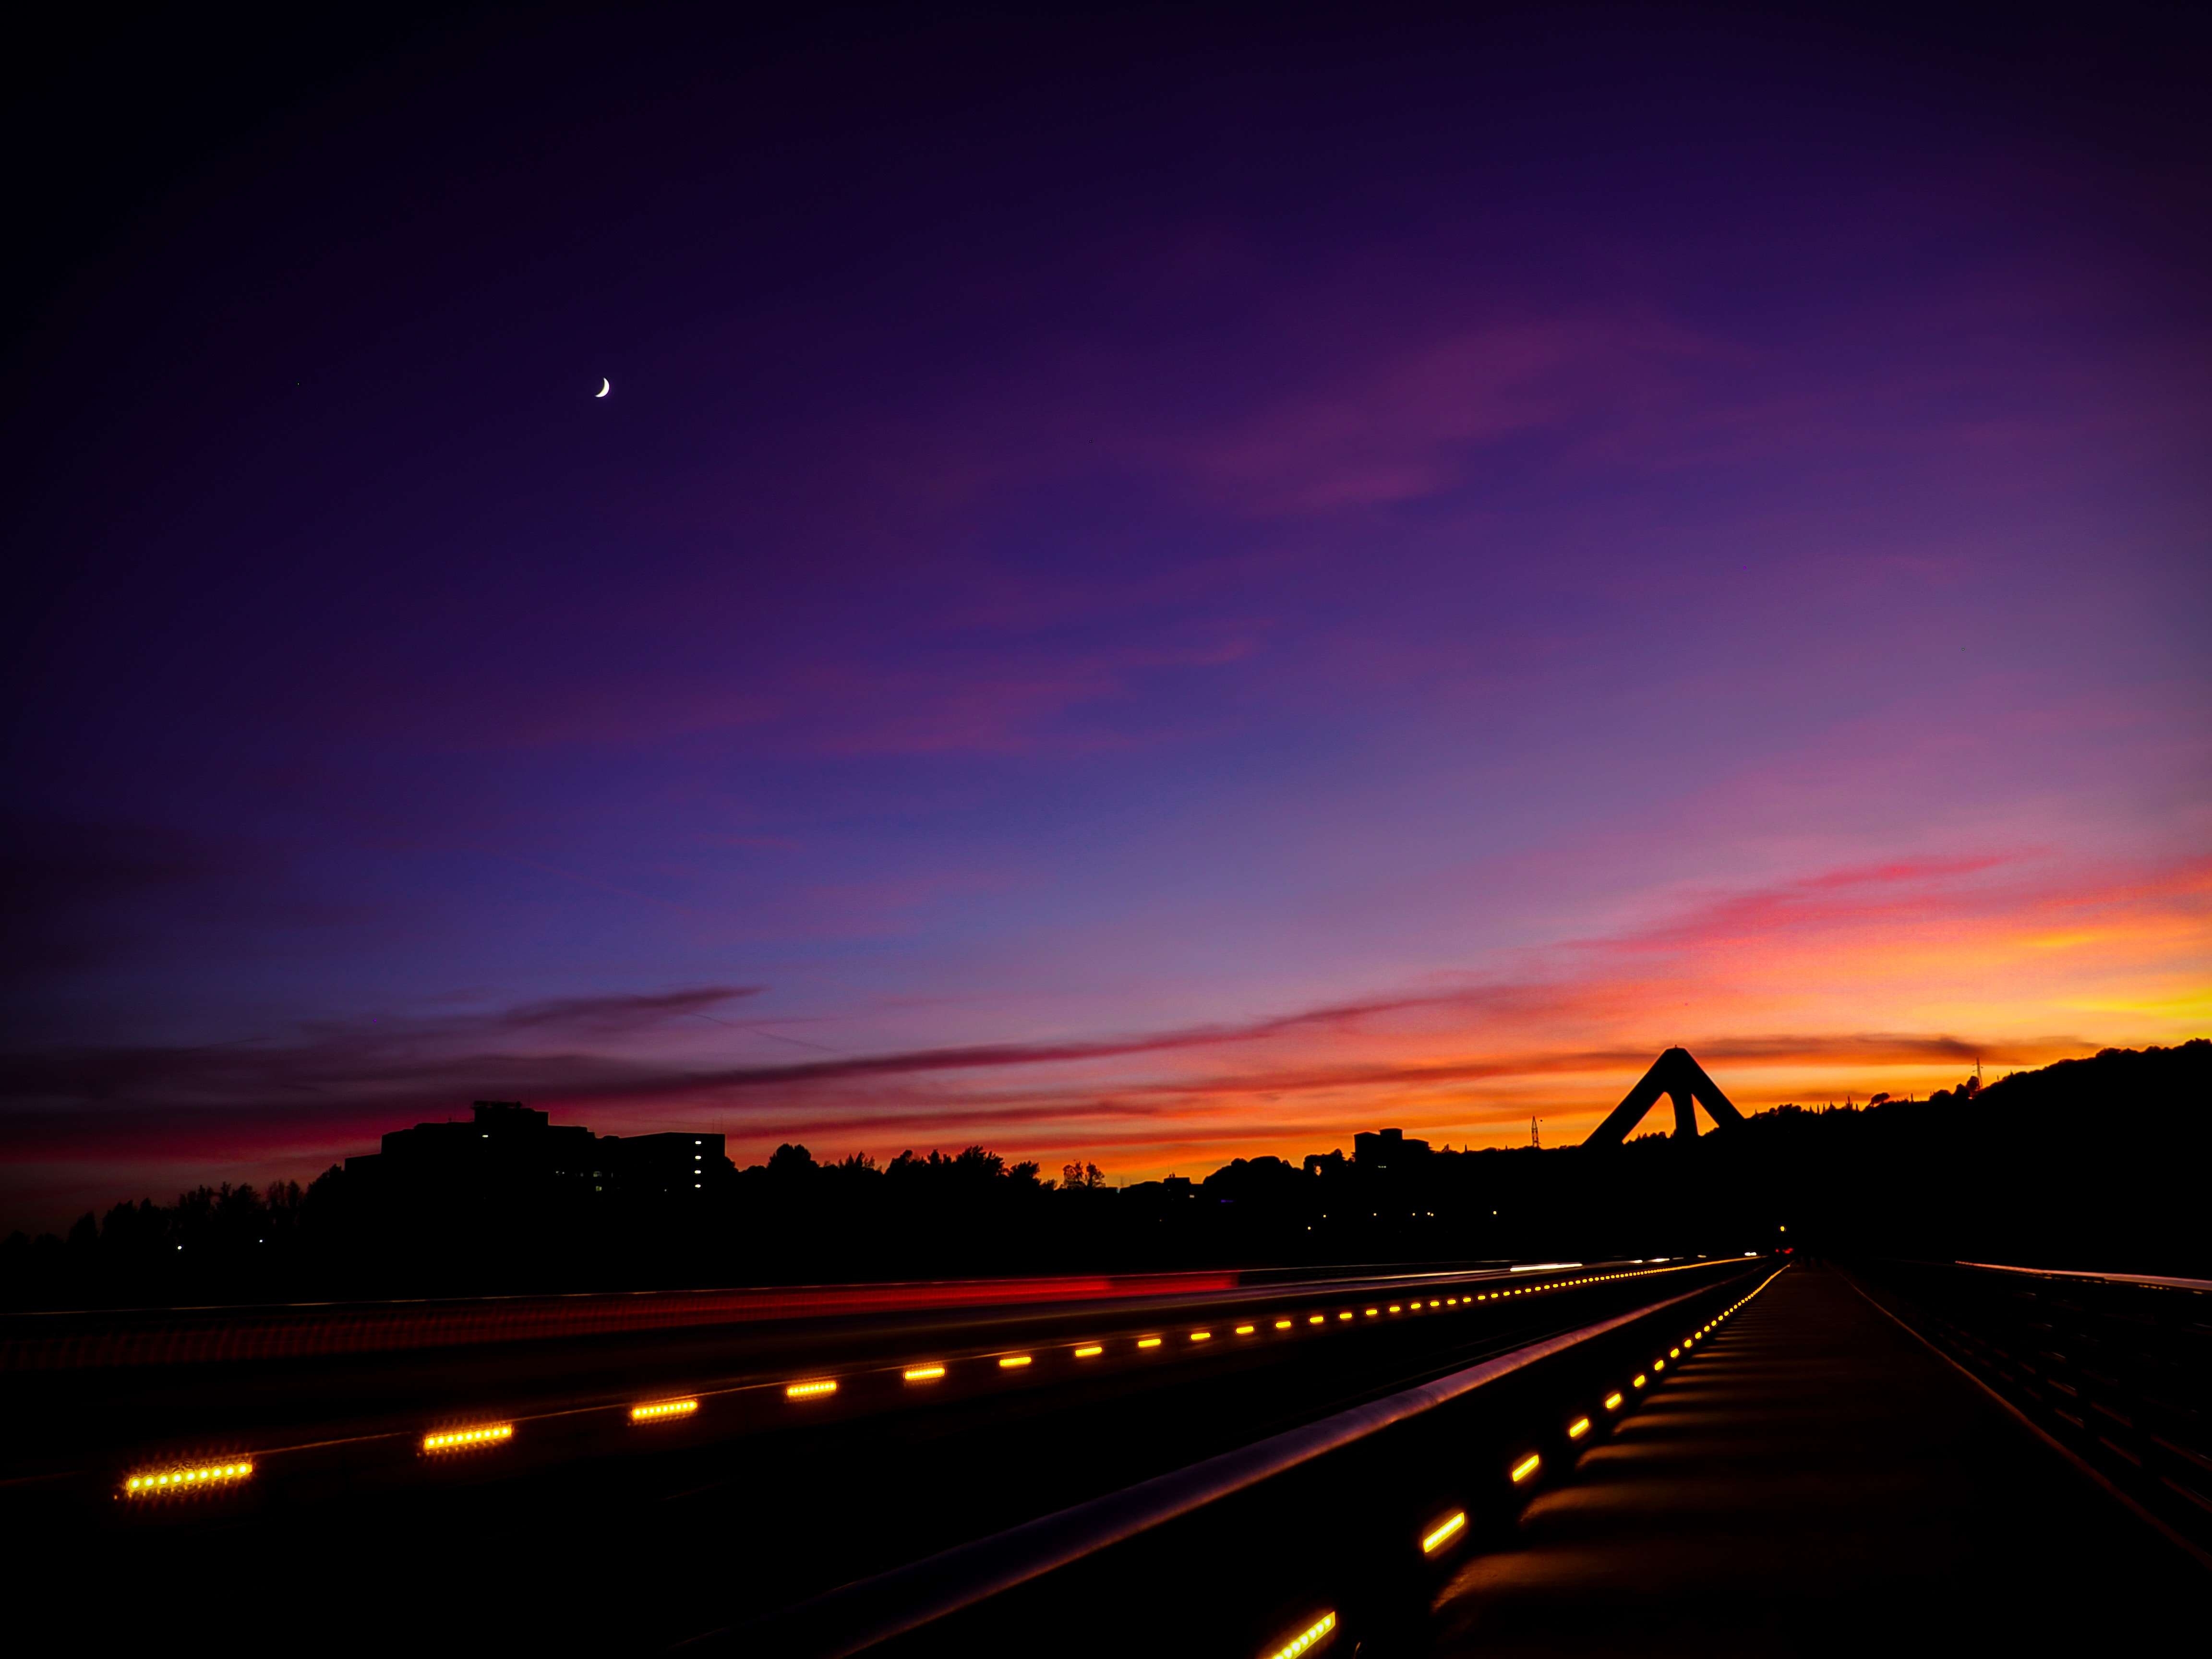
[2,1040,2202,1308]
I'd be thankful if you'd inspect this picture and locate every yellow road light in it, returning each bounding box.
[422,1423,513,1452]
[902,1365,947,1382]
[785,1380,837,1400]
[1421,1511,1467,1553]
[1365,1309,1379,1318]
[1190,1331,1213,1343]
[1235,1324,1255,1335]
[1510,1453,1541,1484]
[1604,1392,1623,1410]
[1633,1373,1647,1388]
[1074,1344,1104,1358]
[998,1355,1034,1369]
[1339,1311,1354,1322]
[1389,1305,1401,1313]
[1264,1611,1337,1659]
[1274,1320,1293,1330]
[630,1398,698,1422]
[1138,1336,1163,1348]
[1670,1347,1680,1358]
[123,1459,253,1496]
[1309,1315,1325,1325]
[1567,1417,1591,1439]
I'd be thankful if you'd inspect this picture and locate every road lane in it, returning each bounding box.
[1430,1266,2205,1656]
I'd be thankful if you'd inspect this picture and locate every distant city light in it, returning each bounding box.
[1510,1453,1541,1483]
[902,1364,947,1382]
[785,1380,837,1400]
[630,1398,698,1422]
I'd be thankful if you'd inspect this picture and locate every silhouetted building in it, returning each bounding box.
[1354,1128,1431,1169]
[345,1101,731,1206]
[604,1131,730,1199]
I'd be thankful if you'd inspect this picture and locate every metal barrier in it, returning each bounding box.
[695,1262,1780,1657]
[1854,1258,2212,1561]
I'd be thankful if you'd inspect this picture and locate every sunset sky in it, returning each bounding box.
[5,4,2207,1230]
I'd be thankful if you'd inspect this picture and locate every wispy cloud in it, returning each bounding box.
[5,847,2196,1219]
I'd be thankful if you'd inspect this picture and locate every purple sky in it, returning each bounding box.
[5,4,2208,1230]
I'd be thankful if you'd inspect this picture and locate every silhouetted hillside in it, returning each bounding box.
[3,1040,2202,1308]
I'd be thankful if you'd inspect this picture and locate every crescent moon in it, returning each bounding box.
[596,377,611,397]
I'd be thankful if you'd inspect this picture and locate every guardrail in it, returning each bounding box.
[693,1261,1784,1657]
[1853,1258,2212,1562]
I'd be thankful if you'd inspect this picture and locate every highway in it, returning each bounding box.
[1428,1268,2204,1654]
[12,1255,2200,1655]
[4,1255,1745,1652]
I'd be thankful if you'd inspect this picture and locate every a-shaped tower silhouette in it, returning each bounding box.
[1581,1047,1744,1147]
